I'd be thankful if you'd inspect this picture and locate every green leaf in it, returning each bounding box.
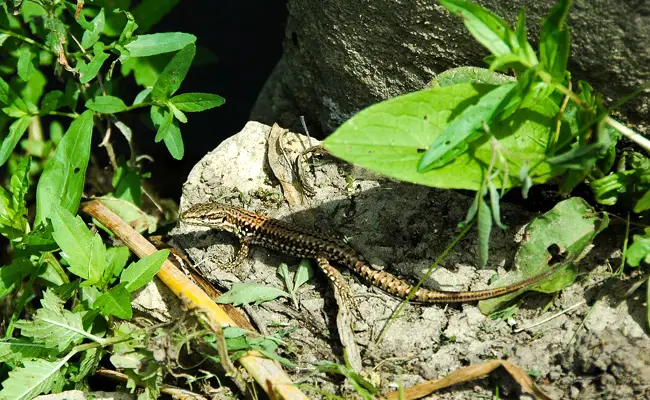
[418,82,518,171]
[81,8,105,49]
[40,90,64,114]
[634,189,650,213]
[85,95,127,114]
[71,347,101,383]
[50,204,105,284]
[170,92,225,112]
[540,0,572,82]
[79,43,110,84]
[626,228,650,267]
[168,102,187,123]
[151,43,196,101]
[15,290,89,351]
[124,32,196,57]
[94,282,132,319]
[102,246,131,287]
[294,259,314,290]
[0,358,66,400]
[0,116,31,167]
[277,263,293,292]
[432,67,514,88]
[35,110,93,226]
[0,258,32,300]
[112,165,142,206]
[216,283,290,306]
[440,0,517,59]
[121,249,169,292]
[117,9,138,42]
[151,105,184,159]
[0,34,9,46]
[96,196,157,234]
[0,339,57,364]
[478,197,609,314]
[477,196,492,268]
[324,84,558,191]
[17,47,36,81]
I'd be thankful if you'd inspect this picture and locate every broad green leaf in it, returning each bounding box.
[151,43,196,101]
[0,258,32,300]
[133,87,153,105]
[96,196,157,234]
[85,95,127,114]
[418,82,518,170]
[479,197,609,314]
[80,8,105,49]
[216,283,290,306]
[170,92,225,112]
[94,282,132,319]
[0,358,66,400]
[626,228,650,267]
[441,0,517,59]
[0,339,57,364]
[0,116,31,167]
[17,47,35,81]
[540,0,572,82]
[124,32,196,57]
[15,290,89,351]
[121,55,169,87]
[35,110,93,226]
[277,263,293,292]
[102,246,131,287]
[112,165,142,206]
[162,122,184,160]
[294,259,314,290]
[121,249,169,292]
[71,347,101,383]
[40,90,63,114]
[634,189,650,213]
[50,204,105,284]
[477,197,492,268]
[0,76,29,116]
[79,43,110,84]
[324,84,558,190]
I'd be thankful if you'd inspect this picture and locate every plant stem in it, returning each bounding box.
[0,28,52,53]
[605,117,650,154]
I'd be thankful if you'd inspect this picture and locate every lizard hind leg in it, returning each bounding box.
[316,255,361,318]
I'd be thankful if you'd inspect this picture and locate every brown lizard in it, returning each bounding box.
[180,202,571,303]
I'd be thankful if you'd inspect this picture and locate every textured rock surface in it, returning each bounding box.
[174,121,650,399]
[251,0,650,134]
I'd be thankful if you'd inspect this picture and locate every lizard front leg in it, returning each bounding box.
[231,239,250,267]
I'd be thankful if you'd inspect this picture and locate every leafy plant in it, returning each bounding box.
[0,1,225,398]
[322,0,646,270]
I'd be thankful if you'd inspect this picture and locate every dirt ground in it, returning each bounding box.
[172,121,650,400]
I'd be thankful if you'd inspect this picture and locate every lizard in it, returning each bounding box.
[179,202,572,304]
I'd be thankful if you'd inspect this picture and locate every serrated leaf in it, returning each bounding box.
[0,339,57,364]
[0,116,32,167]
[16,294,88,351]
[151,43,195,101]
[50,204,105,284]
[170,92,225,112]
[85,95,127,114]
[94,282,132,319]
[0,358,66,400]
[216,283,290,306]
[124,32,196,57]
[35,110,93,227]
[121,249,168,292]
[479,197,609,314]
[71,347,101,383]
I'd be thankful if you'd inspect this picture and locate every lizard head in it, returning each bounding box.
[179,202,237,232]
